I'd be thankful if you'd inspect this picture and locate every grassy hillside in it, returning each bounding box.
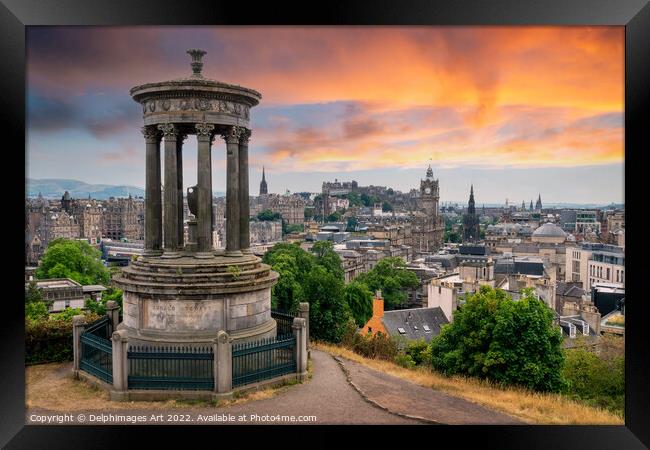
[314,341,623,425]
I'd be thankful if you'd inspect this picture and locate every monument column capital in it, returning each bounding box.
[239,128,252,145]
[195,122,216,142]
[158,123,179,140]
[220,125,244,145]
[141,125,161,144]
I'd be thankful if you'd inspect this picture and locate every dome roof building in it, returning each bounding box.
[532,222,567,244]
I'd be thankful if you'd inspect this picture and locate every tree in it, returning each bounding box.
[445,230,461,243]
[25,281,43,304]
[355,257,420,310]
[25,301,48,322]
[382,201,393,212]
[35,238,109,285]
[311,241,344,280]
[257,209,281,221]
[346,217,358,232]
[303,265,351,342]
[429,286,567,392]
[345,192,363,207]
[326,211,343,222]
[343,281,373,326]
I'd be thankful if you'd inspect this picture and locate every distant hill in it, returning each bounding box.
[27,179,145,200]
[26,178,226,200]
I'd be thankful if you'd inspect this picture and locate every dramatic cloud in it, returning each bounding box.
[26,26,624,202]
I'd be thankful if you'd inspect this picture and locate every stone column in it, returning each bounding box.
[159,123,180,257]
[111,329,129,398]
[214,330,233,395]
[238,129,252,254]
[221,126,242,257]
[142,126,162,256]
[176,133,186,250]
[196,123,215,257]
[106,300,120,335]
[298,302,310,350]
[292,317,308,381]
[72,315,86,373]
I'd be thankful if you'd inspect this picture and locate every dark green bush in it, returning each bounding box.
[25,312,100,365]
[341,320,398,361]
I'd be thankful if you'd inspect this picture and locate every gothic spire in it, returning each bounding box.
[426,164,433,179]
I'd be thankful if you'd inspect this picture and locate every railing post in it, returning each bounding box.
[214,331,233,397]
[298,302,310,350]
[72,315,86,377]
[106,300,120,335]
[110,329,129,400]
[292,317,307,381]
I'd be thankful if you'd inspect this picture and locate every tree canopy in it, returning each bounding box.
[355,257,419,310]
[343,280,374,326]
[257,209,281,221]
[35,238,109,286]
[429,286,567,392]
[263,242,352,341]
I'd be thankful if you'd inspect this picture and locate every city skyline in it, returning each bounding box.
[27,26,624,204]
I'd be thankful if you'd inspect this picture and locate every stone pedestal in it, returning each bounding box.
[112,254,279,346]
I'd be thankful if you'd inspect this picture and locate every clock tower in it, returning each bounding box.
[419,165,439,214]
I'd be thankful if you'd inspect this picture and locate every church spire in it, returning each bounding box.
[467,184,475,215]
[259,166,268,195]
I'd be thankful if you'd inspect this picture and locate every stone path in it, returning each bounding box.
[26,350,522,425]
[334,356,523,425]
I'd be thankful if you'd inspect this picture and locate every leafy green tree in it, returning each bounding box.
[346,217,358,232]
[257,209,281,221]
[35,238,109,285]
[282,223,304,235]
[345,192,363,207]
[303,265,351,342]
[25,281,43,304]
[382,201,393,212]
[25,301,48,322]
[85,287,124,316]
[355,257,420,310]
[326,211,343,222]
[343,281,373,326]
[311,241,344,280]
[50,307,84,322]
[445,230,461,243]
[429,286,567,392]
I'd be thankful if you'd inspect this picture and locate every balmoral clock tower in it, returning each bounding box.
[419,165,439,214]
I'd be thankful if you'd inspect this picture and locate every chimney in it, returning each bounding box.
[373,290,384,319]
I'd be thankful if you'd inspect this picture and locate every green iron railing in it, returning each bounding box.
[271,309,295,339]
[127,345,214,390]
[232,335,296,388]
[80,316,113,384]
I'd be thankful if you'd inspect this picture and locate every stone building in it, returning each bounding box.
[249,220,282,244]
[42,210,81,242]
[254,193,306,225]
[565,242,624,291]
[72,198,104,243]
[102,195,142,241]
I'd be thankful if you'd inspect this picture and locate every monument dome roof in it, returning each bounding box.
[533,222,566,238]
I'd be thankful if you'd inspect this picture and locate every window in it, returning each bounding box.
[606,268,610,280]
[397,327,406,334]
[413,325,418,330]
[367,327,372,334]
[423,325,431,332]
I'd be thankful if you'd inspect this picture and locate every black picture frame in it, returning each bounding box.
[2,0,648,448]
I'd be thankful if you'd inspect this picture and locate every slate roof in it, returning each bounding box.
[556,282,585,298]
[381,307,449,343]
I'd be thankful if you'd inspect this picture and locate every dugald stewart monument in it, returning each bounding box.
[113,49,279,346]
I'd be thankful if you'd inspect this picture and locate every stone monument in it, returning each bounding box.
[113,49,278,345]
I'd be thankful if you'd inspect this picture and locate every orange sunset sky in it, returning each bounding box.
[26,26,624,204]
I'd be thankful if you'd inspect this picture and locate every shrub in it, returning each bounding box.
[429,286,567,392]
[25,311,101,365]
[394,353,416,368]
[563,345,624,415]
[341,321,398,361]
